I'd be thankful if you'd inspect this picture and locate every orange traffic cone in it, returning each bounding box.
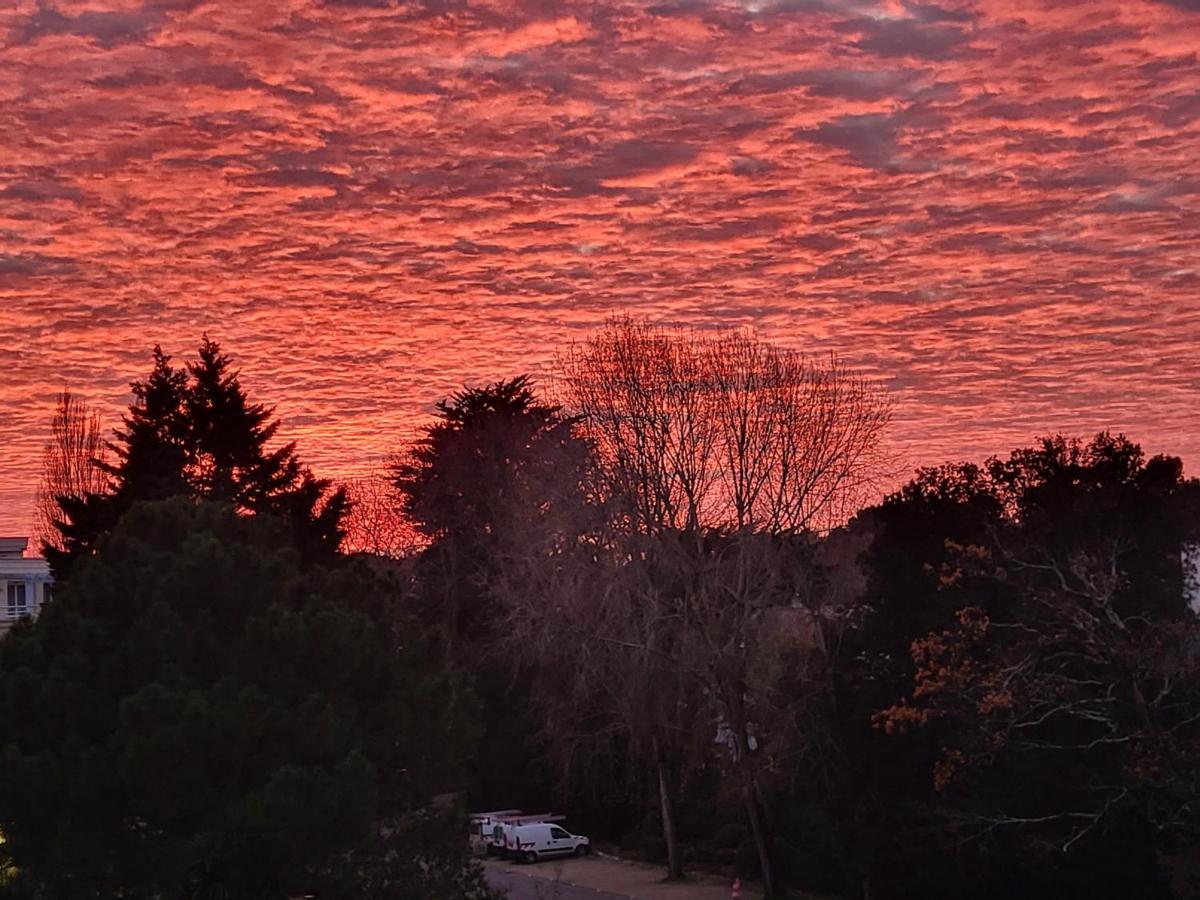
[732,877,742,899]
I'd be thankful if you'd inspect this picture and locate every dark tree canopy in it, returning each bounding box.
[391,376,597,818]
[48,339,348,577]
[393,375,594,644]
[0,499,489,900]
[845,432,1200,900]
[395,375,590,544]
[859,433,1197,677]
[20,332,1200,900]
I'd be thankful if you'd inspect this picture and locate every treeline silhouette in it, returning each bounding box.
[2,322,1198,900]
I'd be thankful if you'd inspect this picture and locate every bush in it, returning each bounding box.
[714,822,749,851]
[737,838,762,880]
[618,829,645,853]
[642,836,667,863]
[693,839,718,864]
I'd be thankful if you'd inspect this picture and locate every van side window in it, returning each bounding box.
[550,827,569,839]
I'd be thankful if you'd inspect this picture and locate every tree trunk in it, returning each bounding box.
[656,753,683,880]
[727,692,774,896]
[743,778,775,897]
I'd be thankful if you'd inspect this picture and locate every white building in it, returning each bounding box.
[1186,543,1200,615]
[0,537,53,637]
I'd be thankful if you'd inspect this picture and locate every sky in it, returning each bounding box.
[1,0,1199,537]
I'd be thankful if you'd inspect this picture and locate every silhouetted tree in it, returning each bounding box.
[33,391,110,555]
[500,319,890,892]
[393,374,593,648]
[343,468,422,559]
[49,347,190,577]
[0,499,491,900]
[860,433,1200,900]
[48,340,347,577]
[392,375,596,812]
[558,317,891,535]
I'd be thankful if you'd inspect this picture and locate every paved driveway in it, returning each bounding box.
[483,857,754,900]
[484,860,630,899]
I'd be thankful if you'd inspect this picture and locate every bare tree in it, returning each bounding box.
[34,391,109,554]
[557,318,889,535]
[342,466,424,559]
[497,318,890,893]
[678,531,825,893]
[496,526,709,882]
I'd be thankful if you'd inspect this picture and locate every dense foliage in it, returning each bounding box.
[10,331,1200,900]
[393,358,1199,899]
[5,341,496,897]
[824,434,1200,900]
[0,499,489,899]
[393,376,596,813]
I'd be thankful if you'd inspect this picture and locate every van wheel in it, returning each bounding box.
[524,851,538,864]
[573,845,589,857]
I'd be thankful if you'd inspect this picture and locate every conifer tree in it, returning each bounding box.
[48,340,347,577]
[186,337,297,506]
[182,337,348,559]
[48,347,190,575]
[2,500,489,899]
[393,375,592,643]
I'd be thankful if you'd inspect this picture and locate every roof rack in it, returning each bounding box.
[504,813,566,824]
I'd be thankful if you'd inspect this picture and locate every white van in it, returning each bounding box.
[508,822,590,863]
[484,813,566,858]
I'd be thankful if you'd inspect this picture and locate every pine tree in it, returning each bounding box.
[186,337,295,506]
[2,499,491,899]
[184,337,348,558]
[48,347,190,575]
[48,340,348,577]
[104,345,192,502]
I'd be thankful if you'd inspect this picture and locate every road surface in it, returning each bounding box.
[482,857,755,900]
[485,861,630,899]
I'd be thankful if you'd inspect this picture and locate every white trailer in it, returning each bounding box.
[469,810,523,856]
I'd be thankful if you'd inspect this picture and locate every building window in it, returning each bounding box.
[7,582,29,619]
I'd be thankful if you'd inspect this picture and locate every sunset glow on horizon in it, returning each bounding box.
[2,0,1198,535]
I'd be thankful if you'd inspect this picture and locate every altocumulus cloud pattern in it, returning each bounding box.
[1,0,1198,530]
